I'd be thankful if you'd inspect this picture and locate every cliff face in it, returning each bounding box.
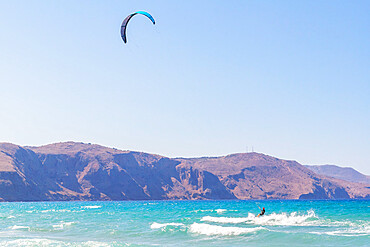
[0,142,369,201]
[177,154,369,200]
[305,165,370,184]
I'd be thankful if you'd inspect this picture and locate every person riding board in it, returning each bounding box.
[257,206,265,217]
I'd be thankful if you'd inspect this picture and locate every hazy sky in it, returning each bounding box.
[0,1,369,174]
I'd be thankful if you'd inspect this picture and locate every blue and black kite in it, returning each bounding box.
[121,11,155,43]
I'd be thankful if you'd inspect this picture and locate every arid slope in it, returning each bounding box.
[0,142,368,201]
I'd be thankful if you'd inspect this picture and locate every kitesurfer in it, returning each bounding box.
[257,207,265,217]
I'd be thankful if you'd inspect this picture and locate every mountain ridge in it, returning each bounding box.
[305,164,370,184]
[0,142,369,202]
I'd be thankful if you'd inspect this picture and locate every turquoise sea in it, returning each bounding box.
[0,200,368,246]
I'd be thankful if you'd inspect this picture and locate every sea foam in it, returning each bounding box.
[2,238,62,246]
[201,210,318,226]
[10,225,30,231]
[82,205,102,209]
[189,223,264,236]
[150,222,185,229]
[1,239,120,247]
[52,221,75,229]
[215,209,227,214]
[311,223,370,237]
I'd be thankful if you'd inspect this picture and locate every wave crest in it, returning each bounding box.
[10,225,30,231]
[201,210,318,226]
[190,223,265,236]
[53,221,76,229]
[82,205,102,209]
[150,222,184,229]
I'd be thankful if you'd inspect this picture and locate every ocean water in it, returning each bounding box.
[0,200,368,246]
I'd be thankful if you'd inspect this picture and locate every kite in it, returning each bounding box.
[121,11,155,43]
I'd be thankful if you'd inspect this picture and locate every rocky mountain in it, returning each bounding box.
[305,165,370,184]
[0,142,369,201]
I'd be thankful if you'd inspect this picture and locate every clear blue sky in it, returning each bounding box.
[0,1,369,174]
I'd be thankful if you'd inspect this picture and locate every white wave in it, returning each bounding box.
[150,222,184,229]
[82,205,102,209]
[52,221,75,229]
[201,210,318,226]
[41,209,56,213]
[57,209,71,212]
[7,215,15,219]
[216,209,227,214]
[324,220,370,228]
[202,216,250,224]
[10,225,30,231]
[191,209,215,213]
[2,238,62,246]
[189,223,264,236]
[191,209,237,213]
[1,239,122,247]
[80,241,115,246]
[311,224,370,237]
